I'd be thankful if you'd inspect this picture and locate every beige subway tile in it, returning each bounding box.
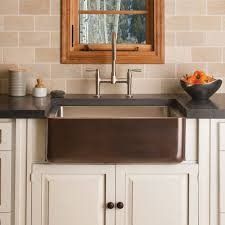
[161,79,183,94]
[0,32,18,47]
[20,0,50,15]
[35,16,60,31]
[26,78,35,93]
[50,79,66,91]
[0,0,18,14]
[0,49,2,63]
[0,64,15,78]
[35,48,59,63]
[51,0,60,15]
[166,32,175,46]
[0,79,9,94]
[116,64,145,78]
[208,63,225,77]
[83,64,144,79]
[192,47,222,62]
[192,16,221,31]
[101,83,127,95]
[133,79,162,94]
[176,0,206,15]
[82,64,111,78]
[166,16,191,31]
[206,32,225,46]
[166,47,192,63]
[3,48,35,64]
[66,79,95,94]
[176,32,205,46]
[4,16,34,31]
[145,64,176,78]
[51,32,60,47]
[222,17,225,30]
[208,0,225,15]
[51,64,82,78]
[165,0,175,15]
[19,32,50,47]
[176,63,207,77]
[19,64,50,78]
[0,17,3,31]
[218,78,225,93]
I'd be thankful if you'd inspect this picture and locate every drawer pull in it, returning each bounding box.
[107,202,115,209]
[117,202,124,209]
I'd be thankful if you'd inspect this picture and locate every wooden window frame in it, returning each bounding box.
[61,0,164,64]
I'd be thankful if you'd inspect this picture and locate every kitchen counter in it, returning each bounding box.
[1,93,225,118]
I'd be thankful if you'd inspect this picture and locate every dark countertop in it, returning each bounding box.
[1,94,225,118]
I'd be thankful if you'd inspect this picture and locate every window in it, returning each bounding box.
[61,0,164,64]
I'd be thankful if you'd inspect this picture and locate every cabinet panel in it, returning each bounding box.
[0,213,11,225]
[0,152,12,212]
[0,123,12,151]
[221,214,225,225]
[220,152,225,213]
[116,165,198,225]
[219,123,225,151]
[31,165,115,225]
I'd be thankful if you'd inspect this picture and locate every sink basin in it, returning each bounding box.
[47,105,185,163]
[52,106,182,118]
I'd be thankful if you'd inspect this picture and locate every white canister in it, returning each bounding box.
[8,69,27,97]
[32,87,48,98]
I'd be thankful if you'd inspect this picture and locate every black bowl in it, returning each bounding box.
[180,79,222,101]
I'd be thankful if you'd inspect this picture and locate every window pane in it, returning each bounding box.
[80,14,146,44]
[79,0,146,11]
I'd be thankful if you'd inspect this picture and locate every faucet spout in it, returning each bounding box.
[112,32,117,84]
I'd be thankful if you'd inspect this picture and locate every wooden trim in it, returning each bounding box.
[79,10,148,14]
[61,0,165,64]
[77,44,152,52]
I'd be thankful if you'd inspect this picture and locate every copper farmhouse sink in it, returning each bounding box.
[47,106,185,163]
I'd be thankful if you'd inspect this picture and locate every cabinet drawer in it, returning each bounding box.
[220,152,225,213]
[0,213,11,225]
[221,214,225,225]
[0,123,12,151]
[219,123,225,151]
[0,152,12,212]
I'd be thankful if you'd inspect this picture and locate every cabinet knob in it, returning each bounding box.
[117,202,124,209]
[107,202,115,209]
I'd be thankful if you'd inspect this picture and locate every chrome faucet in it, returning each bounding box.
[87,32,141,98]
[111,32,117,84]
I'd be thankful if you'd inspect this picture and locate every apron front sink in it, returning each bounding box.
[47,106,185,163]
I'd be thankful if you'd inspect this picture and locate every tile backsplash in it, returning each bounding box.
[1,0,225,94]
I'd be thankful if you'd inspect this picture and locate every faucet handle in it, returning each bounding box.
[86,68,99,72]
[129,69,142,73]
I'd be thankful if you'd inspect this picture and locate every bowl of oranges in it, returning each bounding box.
[180,71,222,101]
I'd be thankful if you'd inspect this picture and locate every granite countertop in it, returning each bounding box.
[1,94,225,118]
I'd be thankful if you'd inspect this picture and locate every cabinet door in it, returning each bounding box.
[0,213,11,225]
[220,152,225,213]
[31,165,115,225]
[0,152,11,212]
[0,123,12,151]
[221,214,225,225]
[116,165,198,225]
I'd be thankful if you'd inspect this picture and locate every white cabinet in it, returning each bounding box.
[116,165,198,225]
[0,123,12,151]
[31,164,198,225]
[221,214,225,225]
[0,151,12,212]
[31,165,115,225]
[221,152,225,213]
[0,213,11,225]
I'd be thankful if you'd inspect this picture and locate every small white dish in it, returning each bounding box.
[32,87,47,98]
